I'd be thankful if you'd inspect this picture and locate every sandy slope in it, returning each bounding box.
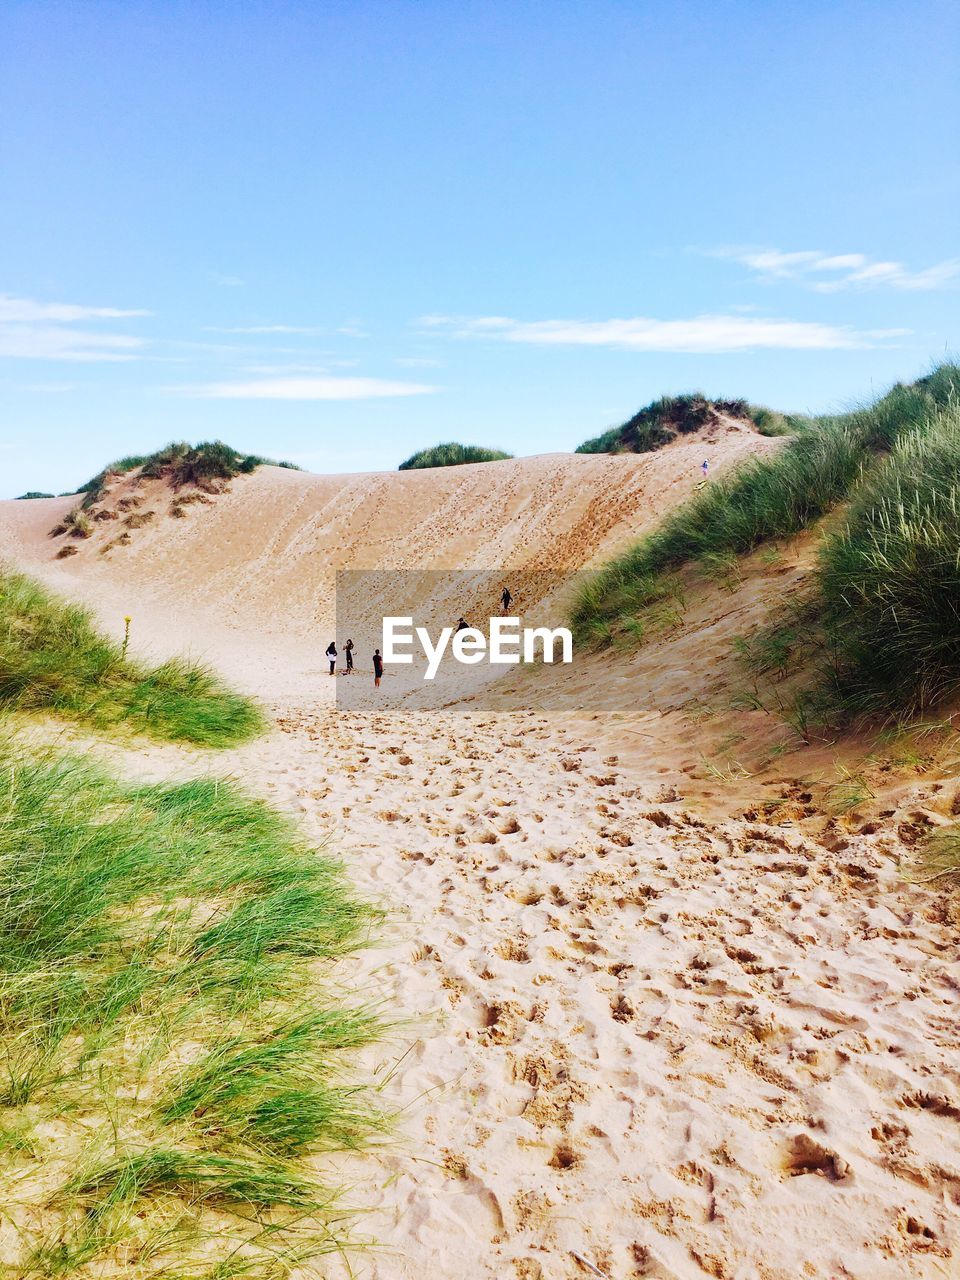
[0,423,770,695]
[2,431,959,1278]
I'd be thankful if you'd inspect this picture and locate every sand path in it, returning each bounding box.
[77,694,959,1280]
[234,701,957,1280]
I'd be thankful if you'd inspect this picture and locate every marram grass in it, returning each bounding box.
[398,441,513,469]
[571,362,960,726]
[0,569,263,745]
[77,440,301,504]
[818,401,960,716]
[574,392,796,455]
[571,363,960,683]
[0,744,384,1277]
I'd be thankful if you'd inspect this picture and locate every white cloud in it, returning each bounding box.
[394,355,445,368]
[713,247,960,292]
[184,376,439,400]
[421,313,905,353]
[203,324,328,335]
[0,293,149,361]
[241,360,361,375]
[0,327,145,361]
[0,296,150,323]
[201,320,368,337]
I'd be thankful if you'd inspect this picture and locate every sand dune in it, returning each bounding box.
[0,421,771,695]
[2,427,959,1278]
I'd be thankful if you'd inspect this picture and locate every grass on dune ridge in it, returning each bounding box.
[77,440,301,505]
[572,362,960,721]
[575,392,795,455]
[398,441,513,469]
[0,746,384,1275]
[0,569,263,745]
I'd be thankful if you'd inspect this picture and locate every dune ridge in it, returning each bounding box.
[1,422,771,692]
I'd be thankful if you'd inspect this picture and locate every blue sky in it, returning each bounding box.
[1,0,957,497]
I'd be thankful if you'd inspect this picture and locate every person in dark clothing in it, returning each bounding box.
[500,586,512,614]
[373,648,383,687]
[326,641,337,675]
[455,617,469,632]
[344,638,354,672]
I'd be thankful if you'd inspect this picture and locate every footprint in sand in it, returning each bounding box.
[783,1132,850,1181]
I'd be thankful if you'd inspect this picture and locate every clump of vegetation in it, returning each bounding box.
[749,405,794,437]
[575,393,792,455]
[77,441,301,505]
[0,569,263,745]
[733,596,822,684]
[50,506,94,539]
[122,509,156,529]
[0,744,383,1274]
[921,822,960,884]
[170,490,213,518]
[818,402,960,716]
[15,491,55,500]
[577,362,960,732]
[572,420,863,646]
[0,565,383,1271]
[398,442,513,470]
[572,364,960,660]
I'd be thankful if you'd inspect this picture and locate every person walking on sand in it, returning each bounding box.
[701,459,709,478]
[373,648,383,687]
[500,586,513,614]
[344,638,354,673]
[455,616,469,632]
[326,641,337,675]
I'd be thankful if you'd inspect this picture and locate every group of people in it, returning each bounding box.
[325,639,383,686]
[324,587,514,690]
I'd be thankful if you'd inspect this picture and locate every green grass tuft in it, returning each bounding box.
[160,1011,384,1155]
[575,393,763,455]
[748,406,796,437]
[818,401,960,716]
[398,442,513,469]
[75,442,301,504]
[0,570,263,745]
[0,744,383,1274]
[69,1148,320,1211]
[920,822,960,884]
